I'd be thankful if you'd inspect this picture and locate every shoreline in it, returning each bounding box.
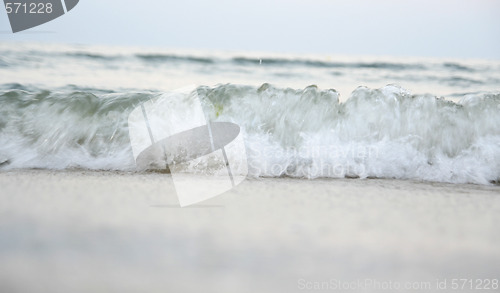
[1,168,499,187]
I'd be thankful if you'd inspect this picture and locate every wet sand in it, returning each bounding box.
[0,170,499,292]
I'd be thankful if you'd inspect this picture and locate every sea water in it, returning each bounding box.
[1,42,499,184]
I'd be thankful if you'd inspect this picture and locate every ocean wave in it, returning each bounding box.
[232,57,426,70]
[445,76,484,86]
[0,57,8,68]
[443,62,474,72]
[65,52,122,60]
[135,54,214,64]
[0,83,499,184]
[1,48,490,79]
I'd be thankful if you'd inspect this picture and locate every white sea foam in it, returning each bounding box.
[0,84,499,184]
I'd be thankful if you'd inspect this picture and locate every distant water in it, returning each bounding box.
[0,42,499,184]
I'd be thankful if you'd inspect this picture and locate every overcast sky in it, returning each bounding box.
[1,0,500,59]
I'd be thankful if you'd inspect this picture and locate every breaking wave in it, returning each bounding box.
[1,83,499,184]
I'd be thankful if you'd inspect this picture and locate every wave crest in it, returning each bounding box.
[0,84,499,184]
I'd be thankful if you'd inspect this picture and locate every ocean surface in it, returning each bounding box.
[1,42,499,184]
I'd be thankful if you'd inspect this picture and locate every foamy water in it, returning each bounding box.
[1,43,499,184]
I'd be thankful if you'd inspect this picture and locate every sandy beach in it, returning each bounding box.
[1,1,499,292]
[0,170,498,292]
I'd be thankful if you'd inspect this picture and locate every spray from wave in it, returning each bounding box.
[0,84,499,184]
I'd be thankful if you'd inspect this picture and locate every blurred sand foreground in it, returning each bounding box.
[0,170,499,293]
